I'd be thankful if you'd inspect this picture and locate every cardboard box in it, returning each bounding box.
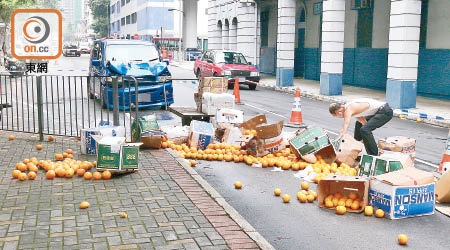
[358,154,413,177]
[188,120,215,150]
[199,77,227,88]
[378,136,416,161]
[201,93,235,115]
[334,134,364,167]
[80,126,126,155]
[140,131,166,149]
[216,108,244,124]
[289,127,336,164]
[94,136,142,171]
[317,174,370,213]
[237,119,285,157]
[222,127,243,145]
[436,170,450,203]
[369,168,435,219]
[131,114,160,141]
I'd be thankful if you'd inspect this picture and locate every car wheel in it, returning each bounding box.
[213,72,218,77]
[228,84,233,89]
[196,69,201,79]
[249,84,257,90]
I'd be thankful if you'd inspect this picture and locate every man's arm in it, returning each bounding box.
[339,107,354,136]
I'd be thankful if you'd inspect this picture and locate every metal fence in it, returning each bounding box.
[0,74,139,139]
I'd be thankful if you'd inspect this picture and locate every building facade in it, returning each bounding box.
[207,0,450,108]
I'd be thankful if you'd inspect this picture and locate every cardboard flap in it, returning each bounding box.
[436,170,450,203]
[373,167,434,186]
[238,114,267,130]
[236,134,255,144]
[336,134,364,152]
[378,136,416,151]
[378,153,414,169]
[255,120,283,139]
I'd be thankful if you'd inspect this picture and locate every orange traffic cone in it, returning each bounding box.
[438,129,450,173]
[286,88,306,128]
[233,76,242,104]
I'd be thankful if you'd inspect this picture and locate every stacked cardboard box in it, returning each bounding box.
[195,77,229,112]
[378,136,416,161]
[131,114,165,148]
[80,126,126,155]
[92,136,142,172]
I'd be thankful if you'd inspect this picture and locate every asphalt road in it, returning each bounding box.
[168,65,450,250]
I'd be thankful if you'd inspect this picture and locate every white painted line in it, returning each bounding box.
[416,158,439,169]
[244,103,288,119]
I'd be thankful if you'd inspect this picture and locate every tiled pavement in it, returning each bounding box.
[0,131,259,250]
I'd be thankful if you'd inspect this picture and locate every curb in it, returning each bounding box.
[257,82,450,129]
[167,148,275,250]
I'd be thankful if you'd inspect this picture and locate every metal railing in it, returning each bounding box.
[0,74,139,139]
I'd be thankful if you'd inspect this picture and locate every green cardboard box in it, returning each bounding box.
[289,127,336,164]
[358,154,413,177]
[93,136,142,171]
[120,144,141,170]
[131,114,160,142]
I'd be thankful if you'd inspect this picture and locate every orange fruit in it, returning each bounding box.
[306,194,315,203]
[162,142,168,148]
[55,168,66,178]
[84,172,93,180]
[67,154,73,159]
[348,193,358,200]
[9,135,15,140]
[120,212,128,218]
[274,188,282,196]
[218,154,224,161]
[189,160,197,167]
[46,170,56,179]
[55,154,63,161]
[18,172,28,181]
[398,234,408,245]
[29,165,39,173]
[325,199,334,208]
[62,153,69,158]
[365,206,374,216]
[309,190,318,199]
[345,199,354,208]
[80,201,90,209]
[77,168,86,177]
[16,163,27,172]
[92,161,97,167]
[12,170,21,179]
[334,192,342,199]
[93,172,102,180]
[80,162,90,171]
[375,209,385,218]
[27,171,37,180]
[23,159,30,164]
[351,201,360,210]
[301,182,309,190]
[332,197,339,207]
[102,171,112,180]
[66,149,73,154]
[48,135,54,141]
[297,192,307,203]
[65,168,75,178]
[36,145,43,150]
[234,181,243,189]
[282,194,291,203]
[336,205,346,215]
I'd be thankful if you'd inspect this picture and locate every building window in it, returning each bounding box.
[126,15,130,24]
[131,13,137,24]
[419,0,429,48]
[121,0,125,7]
[111,23,115,32]
[111,4,115,14]
[116,1,120,13]
[117,20,121,31]
[121,17,125,26]
[260,11,269,47]
[126,0,130,3]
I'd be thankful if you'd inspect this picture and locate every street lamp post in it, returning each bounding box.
[168,6,184,62]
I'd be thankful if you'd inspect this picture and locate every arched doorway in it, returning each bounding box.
[223,19,230,50]
[217,20,223,49]
[230,18,238,51]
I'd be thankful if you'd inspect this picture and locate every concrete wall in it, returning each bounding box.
[372,0,390,48]
[427,0,450,49]
[304,0,321,49]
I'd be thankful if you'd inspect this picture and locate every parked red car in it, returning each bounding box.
[194,50,260,90]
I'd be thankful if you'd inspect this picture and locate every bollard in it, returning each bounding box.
[36,76,44,141]
[112,76,120,126]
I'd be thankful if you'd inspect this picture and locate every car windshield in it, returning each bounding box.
[105,44,160,63]
[80,42,89,47]
[215,52,248,65]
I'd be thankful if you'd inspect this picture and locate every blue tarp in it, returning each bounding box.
[108,61,169,77]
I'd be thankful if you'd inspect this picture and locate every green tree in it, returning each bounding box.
[89,0,109,38]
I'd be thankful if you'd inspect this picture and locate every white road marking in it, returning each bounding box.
[244,101,440,169]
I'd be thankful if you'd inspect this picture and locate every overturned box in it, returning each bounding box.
[317,175,370,213]
[369,167,435,219]
[436,170,450,203]
[80,126,126,155]
[237,115,285,157]
[216,108,244,124]
[188,120,215,150]
[289,127,336,164]
[334,134,364,167]
[358,154,413,177]
[378,136,416,161]
[93,136,142,171]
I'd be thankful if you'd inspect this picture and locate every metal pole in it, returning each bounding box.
[112,76,119,126]
[179,1,183,62]
[36,76,44,141]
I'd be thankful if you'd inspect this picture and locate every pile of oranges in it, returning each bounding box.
[273,182,318,204]
[165,141,245,163]
[310,162,358,183]
[11,148,111,181]
[324,192,364,212]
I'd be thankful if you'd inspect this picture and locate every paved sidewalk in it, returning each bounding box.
[171,60,449,127]
[0,131,260,250]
